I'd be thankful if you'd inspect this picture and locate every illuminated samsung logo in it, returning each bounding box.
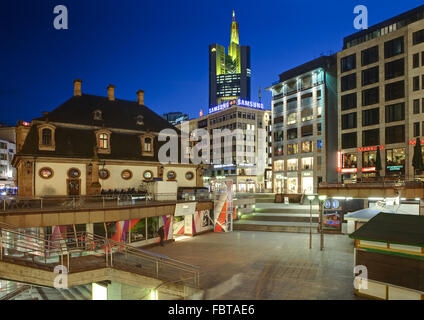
[208,99,264,114]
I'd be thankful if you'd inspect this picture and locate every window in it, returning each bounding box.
[422,52,424,66]
[362,46,379,66]
[301,141,313,153]
[362,87,379,106]
[384,36,404,59]
[121,170,132,180]
[341,54,356,73]
[385,125,405,144]
[274,131,283,142]
[414,122,420,137]
[385,103,405,123]
[42,128,52,145]
[301,108,313,122]
[144,137,152,152]
[287,144,298,155]
[68,168,81,179]
[385,58,404,80]
[287,128,297,140]
[301,125,313,137]
[386,148,405,168]
[385,81,404,101]
[99,169,110,180]
[414,99,420,114]
[341,73,356,92]
[143,170,153,180]
[39,167,54,179]
[413,53,420,68]
[362,151,377,168]
[414,76,420,91]
[136,115,144,125]
[301,158,313,170]
[362,66,379,86]
[362,108,379,126]
[287,98,297,111]
[99,133,108,149]
[362,129,379,147]
[287,159,298,171]
[185,171,194,180]
[341,93,357,111]
[343,153,357,168]
[274,160,284,171]
[342,113,357,130]
[413,29,424,45]
[287,113,297,125]
[93,110,102,121]
[342,132,357,149]
[167,171,176,180]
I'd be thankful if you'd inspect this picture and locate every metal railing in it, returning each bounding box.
[0,223,201,288]
[0,193,213,213]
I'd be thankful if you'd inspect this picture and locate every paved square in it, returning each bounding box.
[150,231,360,300]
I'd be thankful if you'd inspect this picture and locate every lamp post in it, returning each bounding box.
[318,195,327,251]
[307,195,316,249]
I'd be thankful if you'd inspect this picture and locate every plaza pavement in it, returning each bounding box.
[150,231,361,300]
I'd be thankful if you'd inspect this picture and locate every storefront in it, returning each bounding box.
[386,148,405,177]
[301,171,314,194]
[287,172,298,194]
[274,173,285,193]
[339,152,358,182]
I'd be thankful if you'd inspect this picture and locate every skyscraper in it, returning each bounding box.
[209,11,251,107]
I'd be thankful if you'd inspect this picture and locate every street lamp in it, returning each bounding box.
[307,195,316,249]
[318,195,327,251]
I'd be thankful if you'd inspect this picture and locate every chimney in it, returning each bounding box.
[74,79,82,96]
[107,85,115,101]
[137,90,144,105]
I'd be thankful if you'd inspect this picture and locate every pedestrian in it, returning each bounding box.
[158,226,165,246]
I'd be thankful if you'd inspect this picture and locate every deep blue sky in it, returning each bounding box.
[0,0,423,125]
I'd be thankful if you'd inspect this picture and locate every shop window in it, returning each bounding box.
[287,159,298,171]
[301,158,313,170]
[386,148,405,173]
[274,160,284,171]
[343,153,357,168]
[362,151,377,168]
[147,216,159,239]
[130,218,146,242]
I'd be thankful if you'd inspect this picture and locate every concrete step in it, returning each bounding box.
[241,213,319,223]
[254,207,316,214]
[234,220,319,234]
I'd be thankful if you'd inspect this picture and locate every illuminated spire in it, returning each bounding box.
[228,10,240,62]
[233,10,235,21]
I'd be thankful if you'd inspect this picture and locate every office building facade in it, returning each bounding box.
[209,11,251,106]
[338,5,424,182]
[268,56,338,194]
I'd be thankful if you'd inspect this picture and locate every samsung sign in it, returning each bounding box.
[208,99,264,114]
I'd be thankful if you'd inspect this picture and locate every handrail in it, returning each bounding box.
[0,223,200,287]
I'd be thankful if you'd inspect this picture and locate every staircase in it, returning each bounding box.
[234,202,320,234]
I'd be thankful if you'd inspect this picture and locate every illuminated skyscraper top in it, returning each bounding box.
[209,11,251,107]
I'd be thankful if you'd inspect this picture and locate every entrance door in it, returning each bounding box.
[67,179,81,196]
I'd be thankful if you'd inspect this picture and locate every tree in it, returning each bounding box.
[412,138,423,177]
[375,147,382,177]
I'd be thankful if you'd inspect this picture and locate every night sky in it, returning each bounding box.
[1,0,423,126]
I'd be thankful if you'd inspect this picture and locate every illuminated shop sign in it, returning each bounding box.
[340,168,358,173]
[357,146,384,152]
[361,167,376,172]
[387,165,403,171]
[337,151,358,173]
[208,99,264,114]
[409,139,424,145]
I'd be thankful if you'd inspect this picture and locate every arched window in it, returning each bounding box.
[42,128,52,145]
[99,133,108,149]
[144,137,152,152]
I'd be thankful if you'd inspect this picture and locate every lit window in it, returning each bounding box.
[99,134,108,149]
[145,138,152,152]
